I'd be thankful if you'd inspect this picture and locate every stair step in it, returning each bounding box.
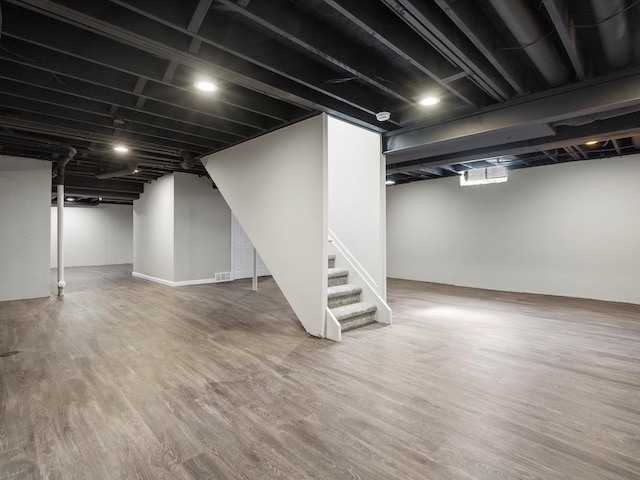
[327,284,362,308]
[328,267,348,286]
[331,302,377,332]
[328,254,336,268]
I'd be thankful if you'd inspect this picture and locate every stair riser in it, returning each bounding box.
[328,292,361,308]
[340,312,376,332]
[328,275,348,287]
[328,259,335,268]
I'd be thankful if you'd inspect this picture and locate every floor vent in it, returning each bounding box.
[215,272,232,282]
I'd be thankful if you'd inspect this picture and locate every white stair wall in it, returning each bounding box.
[202,116,328,337]
[328,116,387,301]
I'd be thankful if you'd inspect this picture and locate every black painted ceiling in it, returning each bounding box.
[0,0,639,202]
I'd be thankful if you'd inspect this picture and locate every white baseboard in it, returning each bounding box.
[132,272,216,287]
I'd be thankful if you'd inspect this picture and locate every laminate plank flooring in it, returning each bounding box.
[1,265,639,479]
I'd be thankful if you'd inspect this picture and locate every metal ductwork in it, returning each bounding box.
[95,161,137,179]
[57,145,77,185]
[488,0,569,86]
[551,105,640,127]
[180,151,196,170]
[590,0,631,70]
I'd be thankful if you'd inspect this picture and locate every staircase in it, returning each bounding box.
[327,254,377,332]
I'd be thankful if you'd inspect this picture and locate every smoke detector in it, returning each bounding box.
[376,111,391,122]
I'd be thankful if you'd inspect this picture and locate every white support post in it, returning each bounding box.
[57,184,66,296]
[252,247,258,291]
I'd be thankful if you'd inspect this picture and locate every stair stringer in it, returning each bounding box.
[325,307,342,342]
[328,230,392,325]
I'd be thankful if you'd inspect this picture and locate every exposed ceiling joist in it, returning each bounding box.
[1,0,639,197]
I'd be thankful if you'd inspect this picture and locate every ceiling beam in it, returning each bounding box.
[384,71,640,162]
[60,175,144,194]
[54,186,140,201]
[385,110,640,171]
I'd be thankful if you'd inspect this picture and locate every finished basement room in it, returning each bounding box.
[1,1,640,479]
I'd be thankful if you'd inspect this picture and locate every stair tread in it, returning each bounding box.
[327,284,362,298]
[328,267,348,278]
[331,302,377,321]
[328,254,336,260]
[341,316,376,332]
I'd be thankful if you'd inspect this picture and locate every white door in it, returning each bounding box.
[231,213,270,280]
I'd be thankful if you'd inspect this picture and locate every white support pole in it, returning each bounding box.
[252,246,258,291]
[57,185,66,296]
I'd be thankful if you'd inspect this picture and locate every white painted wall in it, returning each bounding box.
[328,116,387,298]
[0,156,51,301]
[50,204,133,267]
[133,175,175,282]
[133,173,231,285]
[173,172,231,283]
[387,155,640,305]
[202,115,328,337]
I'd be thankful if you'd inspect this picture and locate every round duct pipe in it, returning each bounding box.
[180,151,196,170]
[95,161,138,179]
[488,0,568,86]
[590,0,631,70]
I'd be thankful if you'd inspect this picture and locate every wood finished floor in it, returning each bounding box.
[1,265,640,480]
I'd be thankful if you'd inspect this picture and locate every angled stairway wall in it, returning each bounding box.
[202,114,390,340]
[202,115,328,337]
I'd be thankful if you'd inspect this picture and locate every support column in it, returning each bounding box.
[57,185,65,296]
[252,246,258,291]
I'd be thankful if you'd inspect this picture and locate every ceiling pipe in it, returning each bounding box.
[95,161,138,179]
[589,0,631,70]
[56,145,77,186]
[56,145,77,298]
[488,0,569,86]
[180,151,196,170]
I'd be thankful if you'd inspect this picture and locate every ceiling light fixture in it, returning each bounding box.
[419,96,440,106]
[385,179,396,185]
[376,111,391,122]
[195,80,218,92]
[585,140,598,146]
[66,197,75,202]
[113,145,129,153]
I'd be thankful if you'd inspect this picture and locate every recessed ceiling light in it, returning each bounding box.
[585,140,598,146]
[420,96,440,106]
[195,80,218,92]
[113,145,129,153]
[419,96,440,106]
